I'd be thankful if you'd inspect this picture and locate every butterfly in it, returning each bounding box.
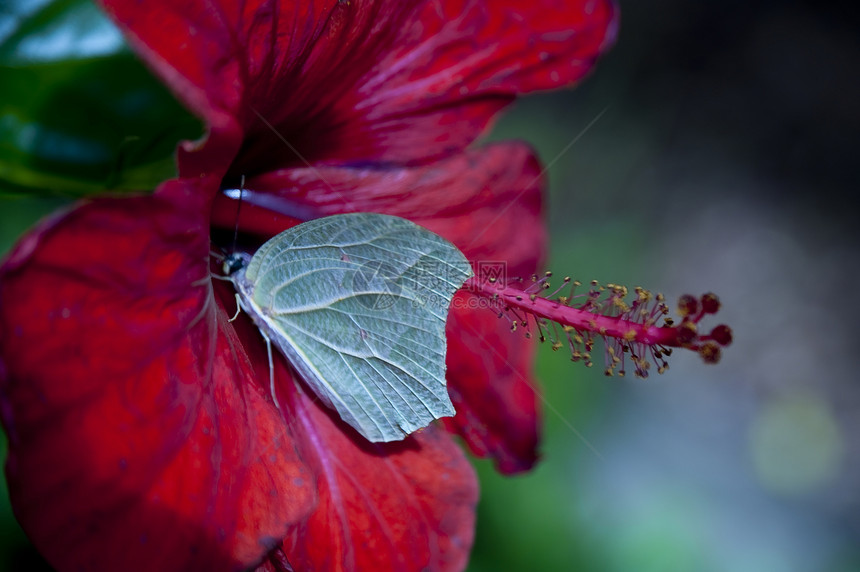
[222,212,473,442]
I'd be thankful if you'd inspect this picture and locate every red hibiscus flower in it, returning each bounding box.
[0,1,617,571]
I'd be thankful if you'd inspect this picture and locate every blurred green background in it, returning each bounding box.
[2,1,860,571]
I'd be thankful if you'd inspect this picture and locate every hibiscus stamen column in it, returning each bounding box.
[465,273,733,377]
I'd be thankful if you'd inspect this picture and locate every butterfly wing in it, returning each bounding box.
[240,213,473,442]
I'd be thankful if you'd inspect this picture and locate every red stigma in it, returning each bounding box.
[709,324,733,346]
[677,294,699,317]
[701,292,721,314]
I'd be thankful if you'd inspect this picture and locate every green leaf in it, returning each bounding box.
[0,0,203,197]
[227,213,474,442]
[0,194,71,257]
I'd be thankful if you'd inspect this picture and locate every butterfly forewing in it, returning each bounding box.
[234,213,473,442]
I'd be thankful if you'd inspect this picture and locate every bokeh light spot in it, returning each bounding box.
[750,392,842,495]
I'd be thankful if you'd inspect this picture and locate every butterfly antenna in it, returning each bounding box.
[231,174,245,253]
[211,175,246,281]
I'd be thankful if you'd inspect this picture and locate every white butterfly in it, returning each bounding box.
[223,212,472,442]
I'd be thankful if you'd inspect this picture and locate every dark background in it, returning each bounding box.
[2,1,860,570]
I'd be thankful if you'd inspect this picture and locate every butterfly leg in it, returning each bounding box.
[228,293,242,322]
[261,331,281,411]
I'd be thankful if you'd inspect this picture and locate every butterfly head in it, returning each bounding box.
[223,252,250,277]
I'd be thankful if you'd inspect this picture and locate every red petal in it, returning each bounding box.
[221,142,546,274]
[212,142,545,471]
[444,294,541,473]
[308,0,618,164]
[275,380,478,572]
[100,0,616,166]
[0,183,315,571]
